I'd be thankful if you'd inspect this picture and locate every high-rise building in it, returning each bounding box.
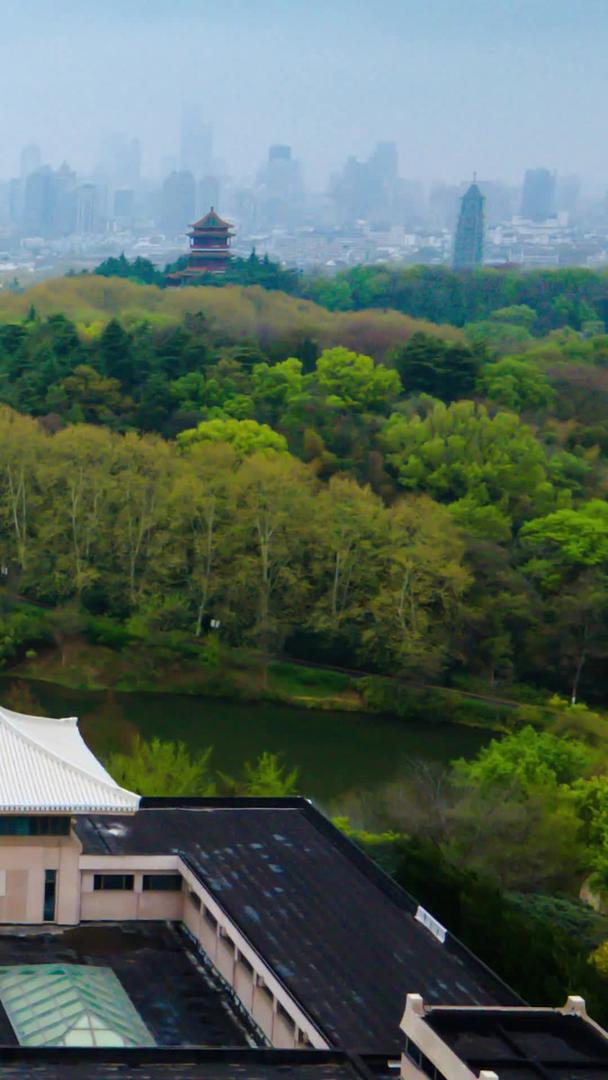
[368,141,399,187]
[101,134,141,189]
[429,183,461,229]
[160,170,196,234]
[23,167,55,236]
[255,145,303,228]
[23,163,77,237]
[197,175,221,218]
[113,188,135,226]
[556,174,580,218]
[75,183,101,235]
[180,104,213,178]
[453,181,484,269]
[330,141,400,224]
[521,168,555,221]
[19,144,41,180]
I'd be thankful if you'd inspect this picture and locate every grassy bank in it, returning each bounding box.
[3,620,518,732]
[8,635,366,711]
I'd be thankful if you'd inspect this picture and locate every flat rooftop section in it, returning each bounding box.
[426,1006,608,1079]
[75,798,519,1054]
[0,923,258,1049]
[0,1048,374,1079]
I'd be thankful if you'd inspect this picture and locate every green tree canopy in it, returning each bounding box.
[454,726,591,792]
[521,502,608,588]
[390,332,482,402]
[315,347,400,411]
[381,401,556,524]
[177,417,288,458]
[105,737,216,796]
[478,357,555,411]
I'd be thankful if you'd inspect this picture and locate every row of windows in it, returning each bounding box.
[183,885,304,1045]
[93,873,183,892]
[0,816,70,836]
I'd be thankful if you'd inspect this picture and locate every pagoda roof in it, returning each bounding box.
[0,705,140,814]
[190,207,234,231]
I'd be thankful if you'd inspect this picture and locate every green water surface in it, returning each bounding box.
[0,679,492,814]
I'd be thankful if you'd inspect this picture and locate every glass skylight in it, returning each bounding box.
[0,964,155,1047]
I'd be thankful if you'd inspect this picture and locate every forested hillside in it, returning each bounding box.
[0,275,606,703]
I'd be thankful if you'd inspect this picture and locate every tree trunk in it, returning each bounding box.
[571,619,589,705]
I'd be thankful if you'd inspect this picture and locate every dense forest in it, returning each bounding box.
[97,250,608,333]
[0,273,607,701]
[3,267,608,1015]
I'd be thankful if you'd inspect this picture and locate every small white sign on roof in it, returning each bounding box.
[0,705,139,814]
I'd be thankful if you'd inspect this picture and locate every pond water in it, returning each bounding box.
[0,678,493,815]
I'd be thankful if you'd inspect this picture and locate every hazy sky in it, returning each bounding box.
[0,0,605,188]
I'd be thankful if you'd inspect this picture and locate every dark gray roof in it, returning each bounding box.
[0,1048,374,1079]
[0,1049,377,1075]
[75,798,519,1054]
[0,923,258,1049]
[426,1006,608,1080]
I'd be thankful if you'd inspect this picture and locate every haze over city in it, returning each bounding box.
[1,0,606,187]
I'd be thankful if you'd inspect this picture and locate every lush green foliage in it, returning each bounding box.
[105,738,299,798]
[0,273,607,703]
[301,265,608,333]
[390,836,608,1022]
[106,737,216,796]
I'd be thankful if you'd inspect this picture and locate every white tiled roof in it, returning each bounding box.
[0,705,140,814]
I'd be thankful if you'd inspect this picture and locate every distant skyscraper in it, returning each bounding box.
[556,174,580,218]
[521,168,555,222]
[256,145,303,228]
[20,144,41,180]
[76,184,101,235]
[453,181,484,269]
[180,104,213,178]
[23,166,56,236]
[161,170,196,234]
[330,141,399,225]
[113,189,135,225]
[102,134,141,189]
[260,145,302,200]
[268,144,291,163]
[368,141,399,186]
[197,175,221,217]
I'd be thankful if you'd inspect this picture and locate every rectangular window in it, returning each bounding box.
[0,817,70,836]
[188,890,201,910]
[93,874,134,891]
[142,874,182,892]
[276,1001,295,1030]
[43,869,56,922]
[204,907,217,929]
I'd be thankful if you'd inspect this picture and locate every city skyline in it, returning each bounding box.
[0,1,607,189]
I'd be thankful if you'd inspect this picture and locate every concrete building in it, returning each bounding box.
[0,701,605,1078]
[401,992,608,1079]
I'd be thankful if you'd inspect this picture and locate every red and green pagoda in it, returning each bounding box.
[169,207,235,282]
